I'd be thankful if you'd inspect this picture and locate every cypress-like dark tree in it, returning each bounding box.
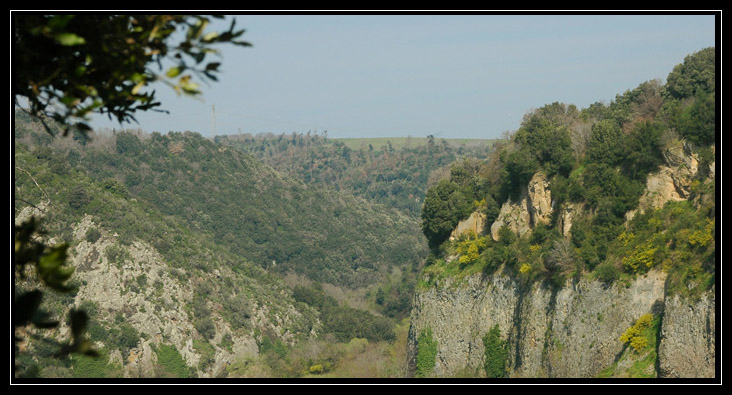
[483,324,508,378]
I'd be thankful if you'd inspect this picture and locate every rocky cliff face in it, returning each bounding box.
[408,141,716,378]
[658,292,716,378]
[407,271,715,378]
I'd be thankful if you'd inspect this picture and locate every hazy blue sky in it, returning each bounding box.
[91,13,717,139]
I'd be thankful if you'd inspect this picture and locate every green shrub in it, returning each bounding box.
[587,119,625,166]
[97,321,142,357]
[71,350,122,378]
[483,325,508,378]
[619,314,657,353]
[664,47,715,100]
[220,333,234,353]
[85,227,101,243]
[416,328,438,378]
[193,339,216,371]
[456,235,488,265]
[115,132,143,155]
[622,241,658,274]
[258,335,288,359]
[497,225,516,246]
[422,179,473,250]
[102,177,128,196]
[623,121,664,181]
[104,243,129,265]
[68,185,91,209]
[499,148,539,202]
[154,344,192,378]
[321,304,396,342]
[195,317,216,341]
[595,262,620,285]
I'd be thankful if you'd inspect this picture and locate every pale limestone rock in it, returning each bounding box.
[663,140,699,179]
[17,209,315,378]
[632,166,686,218]
[664,142,698,199]
[628,140,704,222]
[527,172,552,226]
[449,211,486,241]
[491,189,531,241]
[490,172,553,241]
[407,274,519,378]
[72,214,96,241]
[708,145,715,180]
[125,341,159,378]
[14,200,50,225]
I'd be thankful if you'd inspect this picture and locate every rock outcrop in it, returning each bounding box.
[491,172,552,241]
[527,172,553,226]
[491,190,532,241]
[662,140,700,198]
[556,202,584,237]
[450,211,487,241]
[70,225,201,377]
[627,140,703,222]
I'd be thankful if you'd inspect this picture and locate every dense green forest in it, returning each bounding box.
[15,117,427,290]
[216,133,495,217]
[420,47,715,297]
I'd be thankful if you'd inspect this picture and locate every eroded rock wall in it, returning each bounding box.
[408,270,714,378]
[658,291,716,378]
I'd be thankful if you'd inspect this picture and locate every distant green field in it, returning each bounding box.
[331,137,497,151]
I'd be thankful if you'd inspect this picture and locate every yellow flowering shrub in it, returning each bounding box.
[688,218,714,248]
[456,235,487,265]
[619,314,654,352]
[622,242,657,273]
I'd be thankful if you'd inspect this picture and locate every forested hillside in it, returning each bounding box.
[14,112,430,378]
[14,127,321,377]
[216,133,495,217]
[413,47,716,379]
[15,117,426,290]
[420,47,715,289]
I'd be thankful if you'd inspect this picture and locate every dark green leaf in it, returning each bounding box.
[69,309,89,341]
[47,15,75,29]
[13,290,43,326]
